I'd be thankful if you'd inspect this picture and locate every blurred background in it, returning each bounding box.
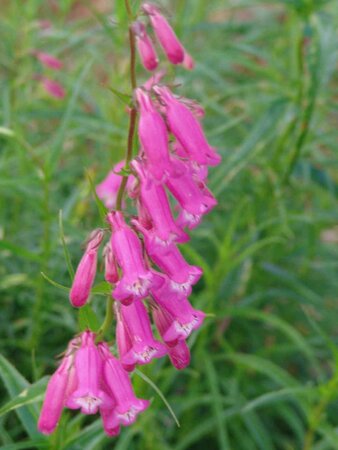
[1,0,338,449]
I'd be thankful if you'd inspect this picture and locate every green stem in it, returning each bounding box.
[116,0,138,211]
[96,296,114,342]
[96,0,138,340]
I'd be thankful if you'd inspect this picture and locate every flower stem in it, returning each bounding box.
[116,0,138,211]
[96,296,114,343]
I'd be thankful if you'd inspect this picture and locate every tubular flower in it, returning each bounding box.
[70,229,104,308]
[99,343,149,429]
[132,21,158,71]
[115,300,167,371]
[154,85,221,166]
[136,88,171,181]
[66,332,113,414]
[151,275,205,346]
[132,159,189,244]
[142,3,185,64]
[107,211,156,304]
[37,339,78,434]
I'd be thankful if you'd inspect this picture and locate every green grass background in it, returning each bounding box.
[1,0,338,449]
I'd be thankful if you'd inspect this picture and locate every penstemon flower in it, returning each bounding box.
[38,1,221,438]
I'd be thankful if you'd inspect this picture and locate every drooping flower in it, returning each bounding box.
[166,157,217,229]
[37,339,78,434]
[142,3,185,64]
[115,299,167,371]
[99,343,149,429]
[154,85,221,166]
[70,229,104,308]
[34,51,63,70]
[132,221,202,294]
[136,88,171,181]
[132,21,158,71]
[107,211,157,304]
[66,332,113,414]
[96,160,135,210]
[167,340,191,370]
[132,159,189,245]
[151,275,205,346]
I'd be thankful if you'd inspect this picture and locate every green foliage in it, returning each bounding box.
[1,0,338,449]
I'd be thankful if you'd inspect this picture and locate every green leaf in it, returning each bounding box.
[59,210,74,280]
[204,356,230,449]
[0,354,43,439]
[78,304,101,332]
[91,281,112,296]
[0,440,49,450]
[0,377,48,418]
[86,171,108,223]
[135,369,180,427]
[41,272,70,292]
[108,87,132,105]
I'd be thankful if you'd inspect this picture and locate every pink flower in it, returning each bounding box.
[99,343,149,427]
[143,69,166,91]
[107,211,156,304]
[115,300,167,371]
[37,341,77,434]
[182,52,195,70]
[41,77,65,99]
[167,341,191,370]
[173,142,208,181]
[35,51,63,70]
[153,85,221,166]
[69,229,104,308]
[136,88,171,181]
[132,221,202,294]
[166,157,217,229]
[103,242,119,284]
[132,159,189,245]
[151,276,205,346]
[96,160,135,210]
[142,3,185,64]
[66,332,113,414]
[132,21,158,71]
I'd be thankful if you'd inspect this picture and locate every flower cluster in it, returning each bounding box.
[38,332,149,436]
[38,2,220,437]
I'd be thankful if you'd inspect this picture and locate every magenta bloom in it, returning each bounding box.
[132,21,158,71]
[166,157,217,229]
[173,143,208,181]
[132,159,189,245]
[103,242,119,284]
[133,222,202,294]
[167,341,191,370]
[107,211,155,304]
[41,77,65,99]
[37,343,76,434]
[35,51,63,70]
[151,276,205,345]
[70,229,104,308]
[136,88,171,181]
[96,160,135,210]
[182,52,195,70]
[154,85,221,166]
[66,332,113,414]
[115,300,167,371]
[142,3,185,64]
[99,343,149,428]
